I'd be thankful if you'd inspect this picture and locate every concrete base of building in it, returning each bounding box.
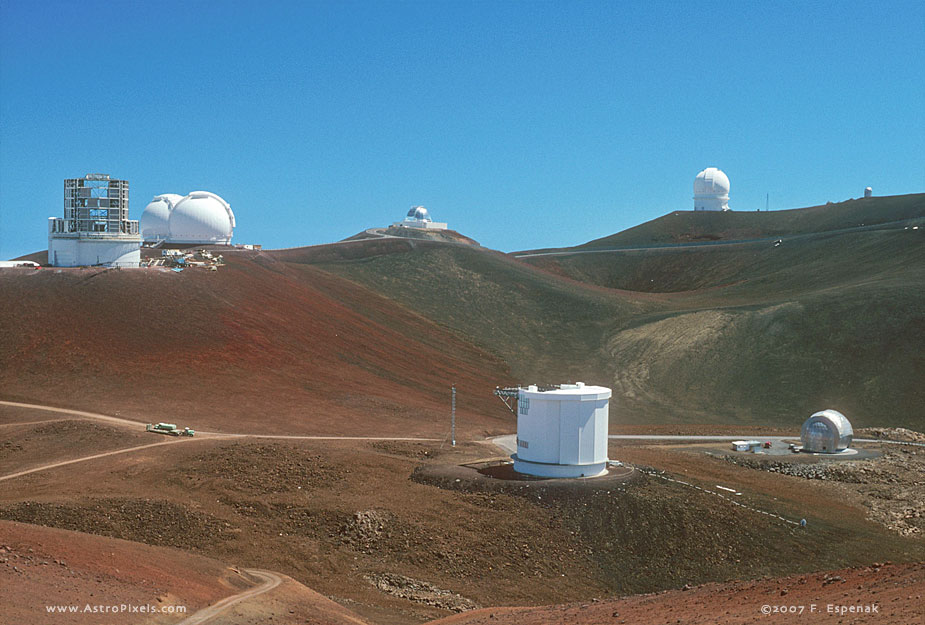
[512,454,608,479]
[48,236,141,267]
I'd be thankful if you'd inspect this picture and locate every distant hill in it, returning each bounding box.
[522,193,925,253]
[301,195,924,430]
[5,194,921,432]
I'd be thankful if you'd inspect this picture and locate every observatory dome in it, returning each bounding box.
[406,206,431,221]
[801,409,853,453]
[168,191,235,244]
[693,167,731,211]
[140,194,183,241]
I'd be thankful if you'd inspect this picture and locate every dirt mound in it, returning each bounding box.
[0,418,151,475]
[177,442,341,493]
[0,499,233,551]
[857,427,925,443]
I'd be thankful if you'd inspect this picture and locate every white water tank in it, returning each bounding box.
[513,383,611,478]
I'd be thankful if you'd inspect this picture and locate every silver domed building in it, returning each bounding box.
[801,409,853,453]
[392,205,447,230]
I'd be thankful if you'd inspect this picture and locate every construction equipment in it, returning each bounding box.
[146,423,195,437]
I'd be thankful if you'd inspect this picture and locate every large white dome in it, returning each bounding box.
[693,167,730,211]
[168,191,235,244]
[140,193,183,241]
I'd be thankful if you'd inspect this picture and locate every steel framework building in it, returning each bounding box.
[48,174,141,267]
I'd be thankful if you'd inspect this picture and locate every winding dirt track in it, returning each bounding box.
[175,569,282,625]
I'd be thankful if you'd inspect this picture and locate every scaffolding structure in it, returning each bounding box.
[48,174,141,267]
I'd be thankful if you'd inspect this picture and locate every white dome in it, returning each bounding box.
[168,191,235,244]
[140,194,183,241]
[693,167,730,211]
[406,205,431,221]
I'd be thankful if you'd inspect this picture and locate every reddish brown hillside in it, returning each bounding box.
[0,253,512,437]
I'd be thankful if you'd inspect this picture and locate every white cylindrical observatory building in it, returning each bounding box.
[513,383,611,478]
[693,167,731,211]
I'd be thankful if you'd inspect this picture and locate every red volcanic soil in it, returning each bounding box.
[0,252,513,437]
[0,520,243,623]
[430,562,925,625]
[0,520,373,625]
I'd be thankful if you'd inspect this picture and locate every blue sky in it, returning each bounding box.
[1,0,923,259]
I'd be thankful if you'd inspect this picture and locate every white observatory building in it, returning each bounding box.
[392,205,447,230]
[693,167,731,211]
[512,383,611,478]
[800,409,853,453]
[48,174,141,267]
[140,193,183,241]
[140,191,235,245]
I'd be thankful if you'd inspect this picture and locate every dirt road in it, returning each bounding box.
[0,439,195,482]
[0,400,440,442]
[175,569,282,625]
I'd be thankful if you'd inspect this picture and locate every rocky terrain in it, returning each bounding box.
[721,444,925,537]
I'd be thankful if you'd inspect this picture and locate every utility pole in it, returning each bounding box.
[451,385,456,446]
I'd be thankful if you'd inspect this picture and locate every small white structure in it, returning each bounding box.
[801,409,853,453]
[392,205,448,230]
[864,187,873,198]
[167,191,235,245]
[731,440,762,452]
[140,193,183,242]
[48,174,141,267]
[513,383,611,478]
[693,167,731,211]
